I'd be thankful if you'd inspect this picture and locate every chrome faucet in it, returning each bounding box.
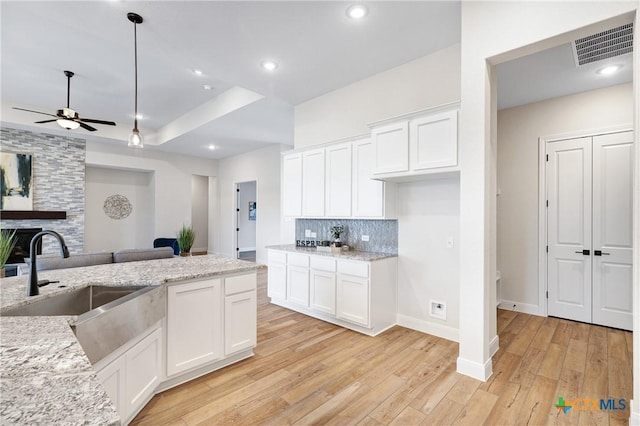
[28,230,70,296]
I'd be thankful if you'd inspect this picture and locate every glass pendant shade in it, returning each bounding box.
[128,128,144,148]
[57,119,80,130]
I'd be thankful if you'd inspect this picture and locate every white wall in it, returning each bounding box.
[236,181,256,251]
[459,0,638,384]
[396,178,460,341]
[215,144,286,264]
[191,175,209,252]
[295,44,461,147]
[85,141,217,249]
[85,166,154,252]
[497,83,633,312]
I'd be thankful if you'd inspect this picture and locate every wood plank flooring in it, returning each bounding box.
[132,269,633,425]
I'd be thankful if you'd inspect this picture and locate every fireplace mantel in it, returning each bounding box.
[1,211,67,220]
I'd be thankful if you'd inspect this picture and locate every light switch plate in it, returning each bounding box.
[361,235,369,241]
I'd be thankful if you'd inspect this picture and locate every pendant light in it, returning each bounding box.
[127,12,144,148]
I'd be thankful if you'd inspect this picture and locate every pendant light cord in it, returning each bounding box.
[133,21,139,130]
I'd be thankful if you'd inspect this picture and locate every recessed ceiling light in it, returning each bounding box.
[597,65,622,75]
[193,69,203,76]
[346,4,367,19]
[208,144,216,150]
[261,60,278,71]
[203,84,213,91]
[135,113,144,120]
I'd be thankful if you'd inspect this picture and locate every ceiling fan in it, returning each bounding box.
[12,70,116,132]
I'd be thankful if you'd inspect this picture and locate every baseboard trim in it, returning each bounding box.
[630,399,640,425]
[489,334,499,357]
[498,299,543,316]
[396,314,459,342]
[456,356,493,381]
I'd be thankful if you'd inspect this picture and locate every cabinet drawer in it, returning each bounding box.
[288,253,309,267]
[269,250,287,264]
[310,256,336,272]
[225,273,257,296]
[337,260,369,278]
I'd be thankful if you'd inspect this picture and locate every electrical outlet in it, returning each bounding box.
[305,229,311,238]
[446,237,454,248]
[429,300,446,320]
[310,232,317,238]
[361,235,369,242]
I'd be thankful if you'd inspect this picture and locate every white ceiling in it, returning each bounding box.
[0,2,633,160]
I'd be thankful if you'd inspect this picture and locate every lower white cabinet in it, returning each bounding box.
[310,269,336,315]
[336,274,369,327]
[224,273,257,356]
[166,279,222,376]
[267,251,287,300]
[96,326,162,424]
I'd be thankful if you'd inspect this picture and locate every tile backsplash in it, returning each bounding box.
[295,219,397,254]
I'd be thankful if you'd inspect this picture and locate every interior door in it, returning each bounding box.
[591,131,633,330]
[547,137,592,323]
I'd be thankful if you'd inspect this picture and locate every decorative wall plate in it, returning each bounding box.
[103,194,132,220]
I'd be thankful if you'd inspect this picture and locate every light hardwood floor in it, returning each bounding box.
[132,269,633,425]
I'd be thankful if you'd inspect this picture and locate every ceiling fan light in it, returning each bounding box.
[128,129,144,148]
[57,118,80,130]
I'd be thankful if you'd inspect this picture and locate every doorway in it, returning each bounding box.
[544,130,633,330]
[191,175,209,254]
[235,181,257,262]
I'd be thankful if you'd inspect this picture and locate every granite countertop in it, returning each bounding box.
[0,254,264,425]
[266,244,397,262]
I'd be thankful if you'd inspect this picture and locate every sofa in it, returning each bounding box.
[31,247,175,271]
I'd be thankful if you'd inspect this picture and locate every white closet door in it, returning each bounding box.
[547,137,592,323]
[592,131,633,331]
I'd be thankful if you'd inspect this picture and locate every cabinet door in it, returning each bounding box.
[325,143,352,217]
[167,279,222,376]
[267,262,286,300]
[287,265,310,307]
[337,275,370,327]
[409,110,457,170]
[224,290,257,355]
[125,327,162,419]
[282,153,302,217]
[310,269,336,315]
[302,149,325,217]
[352,138,384,218]
[96,355,127,421]
[372,121,409,174]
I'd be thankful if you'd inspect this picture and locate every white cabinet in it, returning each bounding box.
[224,273,257,356]
[336,274,370,327]
[166,279,222,376]
[352,138,396,218]
[310,256,337,315]
[371,121,409,174]
[287,260,310,307]
[96,326,162,424]
[371,106,459,181]
[325,143,352,217]
[302,149,325,217]
[282,153,302,217]
[409,110,457,170]
[267,250,287,300]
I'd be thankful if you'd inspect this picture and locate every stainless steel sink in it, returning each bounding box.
[1,285,151,317]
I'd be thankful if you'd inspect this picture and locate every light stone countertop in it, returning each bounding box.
[0,254,264,425]
[266,244,397,262]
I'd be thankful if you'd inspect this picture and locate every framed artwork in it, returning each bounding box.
[249,201,256,221]
[1,152,33,211]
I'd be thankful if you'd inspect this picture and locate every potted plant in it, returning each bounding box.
[330,225,344,248]
[0,229,16,277]
[176,225,195,256]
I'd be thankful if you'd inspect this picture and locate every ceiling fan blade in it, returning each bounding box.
[79,118,116,126]
[34,119,58,124]
[77,121,97,132]
[12,107,57,117]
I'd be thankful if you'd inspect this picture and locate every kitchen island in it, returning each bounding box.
[0,255,264,425]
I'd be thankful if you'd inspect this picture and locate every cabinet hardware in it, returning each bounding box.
[594,250,610,256]
[574,249,590,255]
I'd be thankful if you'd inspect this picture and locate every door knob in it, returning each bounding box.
[594,250,610,256]
[574,249,590,255]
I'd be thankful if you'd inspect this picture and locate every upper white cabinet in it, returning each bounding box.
[282,153,303,217]
[371,121,409,174]
[325,143,352,218]
[410,110,457,170]
[371,105,459,181]
[352,138,396,218]
[302,149,325,217]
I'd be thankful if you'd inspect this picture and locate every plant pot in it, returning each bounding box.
[179,252,191,257]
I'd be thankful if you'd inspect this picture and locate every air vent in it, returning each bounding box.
[572,22,633,66]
